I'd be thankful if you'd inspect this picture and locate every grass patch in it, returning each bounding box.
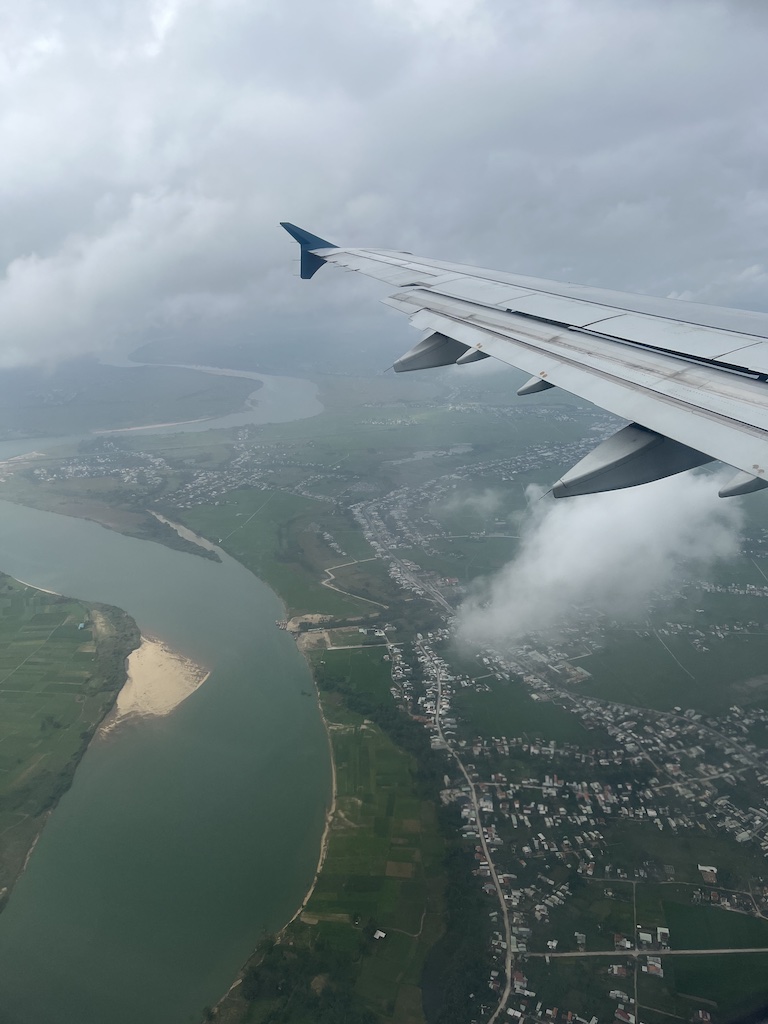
[670,953,768,1014]
[320,648,395,704]
[452,679,602,746]
[604,823,767,889]
[181,490,373,617]
[664,900,768,950]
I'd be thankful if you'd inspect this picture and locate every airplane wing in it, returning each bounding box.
[281,222,768,499]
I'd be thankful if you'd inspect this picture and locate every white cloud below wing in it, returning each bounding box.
[456,470,744,647]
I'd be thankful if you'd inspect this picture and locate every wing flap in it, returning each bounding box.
[402,301,768,480]
[282,225,768,492]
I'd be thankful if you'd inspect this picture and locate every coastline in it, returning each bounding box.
[209,618,447,1024]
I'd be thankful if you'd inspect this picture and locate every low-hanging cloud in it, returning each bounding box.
[456,470,744,647]
[442,488,503,517]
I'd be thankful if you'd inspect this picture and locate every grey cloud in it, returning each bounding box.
[0,0,767,367]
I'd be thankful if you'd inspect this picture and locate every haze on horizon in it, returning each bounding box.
[0,0,767,372]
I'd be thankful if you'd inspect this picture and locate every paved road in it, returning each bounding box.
[525,946,768,958]
[421,644,513,1024]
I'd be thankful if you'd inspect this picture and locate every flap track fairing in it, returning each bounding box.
[517,375,555,396]
[393,332,469,372]
[718,471,768,498]
[552,423,713,498]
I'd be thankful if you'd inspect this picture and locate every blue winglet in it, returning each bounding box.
[280,222,336,279]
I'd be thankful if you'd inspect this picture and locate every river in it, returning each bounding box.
[0,372,331,1023]
[0,367,323,462]
[105,365,325,435]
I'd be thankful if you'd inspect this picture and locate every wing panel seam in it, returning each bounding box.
[424,308,768,445]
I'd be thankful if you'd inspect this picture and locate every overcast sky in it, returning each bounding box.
[1,0,767,368]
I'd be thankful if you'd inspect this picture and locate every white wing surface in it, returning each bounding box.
[281,223,768,498]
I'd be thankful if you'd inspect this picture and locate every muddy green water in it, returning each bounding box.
[0,499,331,1024]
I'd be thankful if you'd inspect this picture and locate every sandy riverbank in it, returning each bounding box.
[0,451,46,480]
[97,416,211,433]
[13,579,61,596]
[149,512,220,553]
[214,677,337,1010]
[284,689,337,930]
[103,636,209,730]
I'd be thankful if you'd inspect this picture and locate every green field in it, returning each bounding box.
[524,955,625,1022]
[452,679,604,746]
[537,878,635,954]
[581,626,768,713]
[664,899,768,950]
[320,648,395,704]
[669,952,768,1013]
[308,691,445,1016]
[604,823,767,889]
[533,878,768,1019]
[6,367,768,1020]
[181,490,375,617]
[0,575,139,896]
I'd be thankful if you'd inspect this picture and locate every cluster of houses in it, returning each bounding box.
[375,627,768,1023]
[31,428,360,511]
[28,442,169,490]
[350,426,618,561]
[457,635,768,860]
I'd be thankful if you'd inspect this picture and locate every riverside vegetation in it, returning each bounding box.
[0,573,139,902]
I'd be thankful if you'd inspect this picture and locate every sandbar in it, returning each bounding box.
[13,579,61,596]
[149,511,220,553]
[96,416,211,433]
[105,636,209,729]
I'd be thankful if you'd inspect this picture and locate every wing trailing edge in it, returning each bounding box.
[281,223,768,498]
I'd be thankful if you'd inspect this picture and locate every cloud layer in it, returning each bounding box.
[441,489,502,517]
[456,471,744,647]
[1,1,767,367]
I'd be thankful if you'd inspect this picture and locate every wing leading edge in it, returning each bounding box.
[280,222,768,499]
